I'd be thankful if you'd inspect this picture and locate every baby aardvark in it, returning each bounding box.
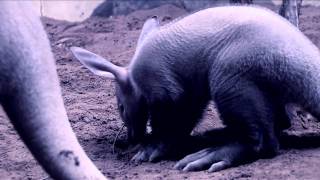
[72,6,320,172]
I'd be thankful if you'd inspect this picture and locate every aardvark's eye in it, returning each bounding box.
[119,104,125,114]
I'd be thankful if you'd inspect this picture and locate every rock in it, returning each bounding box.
[92,0,270,18]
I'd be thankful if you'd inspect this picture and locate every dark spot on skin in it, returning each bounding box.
[59,150,80,166]
[74,157,80,166]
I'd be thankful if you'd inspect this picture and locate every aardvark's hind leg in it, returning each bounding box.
[175,80,280,172]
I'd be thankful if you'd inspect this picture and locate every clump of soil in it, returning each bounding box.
[1,4,320,179]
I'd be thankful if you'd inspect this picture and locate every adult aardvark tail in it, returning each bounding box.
[0,1,106,179]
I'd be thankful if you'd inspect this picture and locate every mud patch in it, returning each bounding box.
[58,150,80,166]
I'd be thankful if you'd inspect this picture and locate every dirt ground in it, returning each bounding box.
[1,4,320,180]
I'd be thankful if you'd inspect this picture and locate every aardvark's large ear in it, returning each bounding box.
[137,16,159,46]
[70,47,127,81]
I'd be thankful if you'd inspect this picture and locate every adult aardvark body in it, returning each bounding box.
[0,2,106,179]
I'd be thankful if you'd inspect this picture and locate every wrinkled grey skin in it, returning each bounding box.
[0,2,106,179]
[72,6,320,172]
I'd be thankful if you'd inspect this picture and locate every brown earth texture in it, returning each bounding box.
[1,4,320,180]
